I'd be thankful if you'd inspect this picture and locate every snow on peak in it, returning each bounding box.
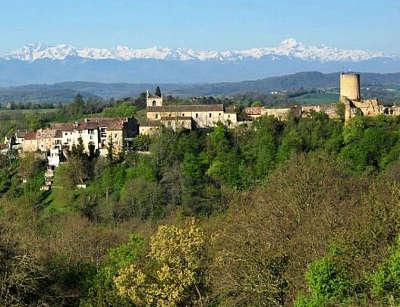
[2,39,388,62]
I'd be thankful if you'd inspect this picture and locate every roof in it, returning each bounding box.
[37,128,62,139]
[50,117,128,132]
[24,131,37,140]
[147,104,224,113]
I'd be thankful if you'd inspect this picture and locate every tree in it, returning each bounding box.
[155,86,162,97]
[370,236,400,305]
[295,247,351,306]
[114,220,206,306]
[107,135,114,163]
[82,234,145,306]
[118,177,164,220]
[68,94,85,118]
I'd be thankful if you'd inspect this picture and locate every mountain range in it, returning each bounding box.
[1,72,400,104]
[0,39,399,86]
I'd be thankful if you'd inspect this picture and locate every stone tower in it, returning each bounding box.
[340,73,361,102]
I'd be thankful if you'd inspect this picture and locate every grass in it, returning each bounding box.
[40,185,75,219]
[0,108,57,114]
[292,92,339,105]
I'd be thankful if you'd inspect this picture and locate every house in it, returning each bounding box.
[50,117,138,156]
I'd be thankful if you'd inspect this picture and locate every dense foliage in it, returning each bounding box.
[2,111,400,306]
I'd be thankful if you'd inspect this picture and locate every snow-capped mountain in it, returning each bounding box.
[0,39,399,86]
[2,39,390,62]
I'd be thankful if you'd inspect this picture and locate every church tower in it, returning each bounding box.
[146,89,163,107]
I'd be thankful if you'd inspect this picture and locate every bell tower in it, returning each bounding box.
[146,90,163,107]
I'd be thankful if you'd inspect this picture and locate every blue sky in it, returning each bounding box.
[0,0,399,53]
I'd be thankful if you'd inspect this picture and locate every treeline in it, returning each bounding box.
[2,113,400,305]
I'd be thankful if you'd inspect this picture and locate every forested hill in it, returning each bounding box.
[3,114,400,305]
[1,71,400,103]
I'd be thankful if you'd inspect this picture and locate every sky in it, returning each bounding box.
[0,0,399,54]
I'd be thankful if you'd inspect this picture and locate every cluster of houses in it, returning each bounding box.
[5,117,138,169]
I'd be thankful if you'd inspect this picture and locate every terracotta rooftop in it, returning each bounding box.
[24,131,37,140]
[147,104,224,113]
[50,117,128,131]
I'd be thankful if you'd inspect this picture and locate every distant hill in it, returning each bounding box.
[1,72,400,104]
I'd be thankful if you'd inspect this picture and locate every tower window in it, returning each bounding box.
[195,113,198,118]
[209,113,212,118]
[152,101,156,106]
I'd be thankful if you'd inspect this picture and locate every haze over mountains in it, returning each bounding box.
[0,39,399,86]
[1,72,400,104]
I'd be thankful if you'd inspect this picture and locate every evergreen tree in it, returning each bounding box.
[155,86,162,97]
[69,93,85,118]
[107,135,114,163]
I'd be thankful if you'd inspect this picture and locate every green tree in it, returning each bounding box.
[155,86,162,97]
[69,94,85,118]
[82,235,145,307]
[370,236,400,305]
[295,247,351,307]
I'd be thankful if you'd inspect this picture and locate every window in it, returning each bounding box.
[195,113,198,118]
[228,114,230,118]
[219,113,221,116]
[168,121,171,126]
[152,100,156,106]
[182,113,185,116]
[209,113,212,118]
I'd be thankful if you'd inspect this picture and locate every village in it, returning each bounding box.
[3,72,399,190]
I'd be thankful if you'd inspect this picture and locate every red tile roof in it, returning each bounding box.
[50,117,127,131]
[24,131,37,140]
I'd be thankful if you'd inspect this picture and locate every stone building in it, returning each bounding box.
[245,106,302,120]
[139,92,238,134]
[339,73,400,122]
[244,73,400,123]
[21,131,38,152]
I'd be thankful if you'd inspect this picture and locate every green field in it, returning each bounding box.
[0,108,57,114]
[292,92,339,105]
